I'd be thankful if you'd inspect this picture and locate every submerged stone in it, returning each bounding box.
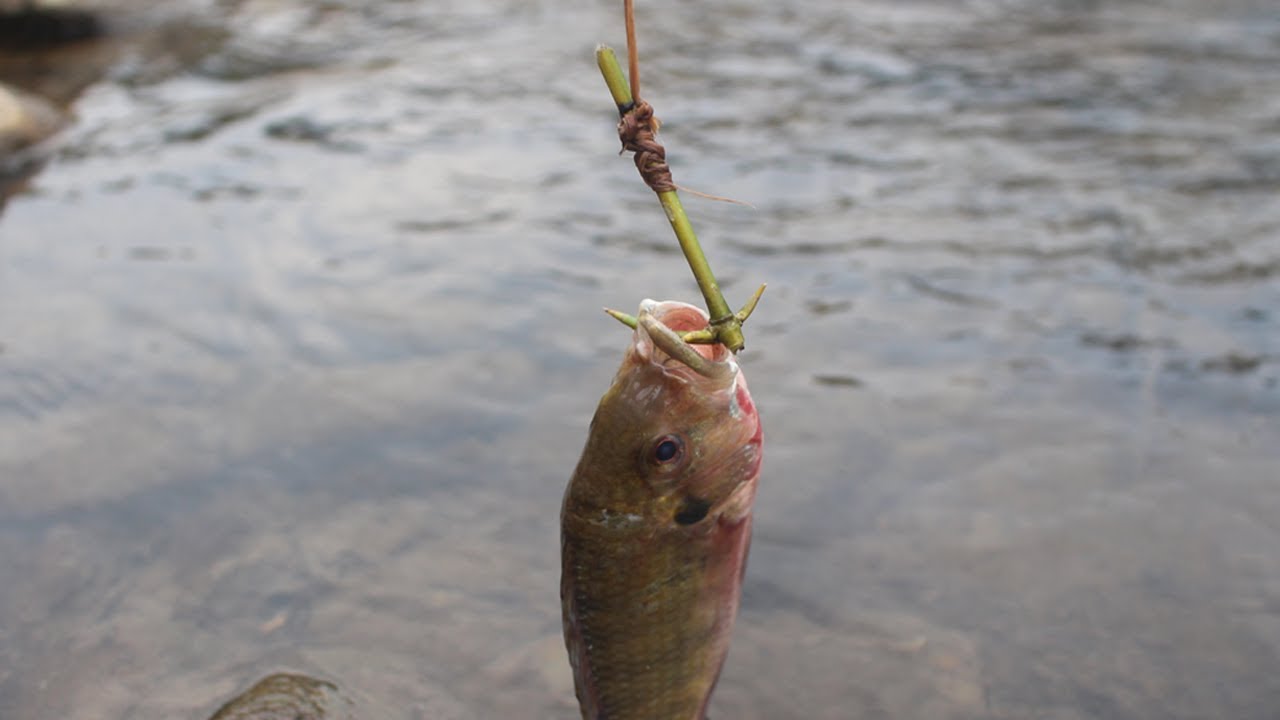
[0,1,102,47]
[0,82,64,156]
[207,673,355,720]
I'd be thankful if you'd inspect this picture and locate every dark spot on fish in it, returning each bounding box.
[675,497,711,526]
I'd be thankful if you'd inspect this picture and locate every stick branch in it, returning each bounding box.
[595,42,761,352]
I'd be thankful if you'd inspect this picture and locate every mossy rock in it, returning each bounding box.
[208,673,356,720]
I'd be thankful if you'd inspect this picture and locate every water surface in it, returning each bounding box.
[0,0,1277,718]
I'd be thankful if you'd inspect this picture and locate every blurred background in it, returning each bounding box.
[0,0,1277,718]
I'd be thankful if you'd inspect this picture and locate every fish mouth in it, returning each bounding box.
[633,300,736,380]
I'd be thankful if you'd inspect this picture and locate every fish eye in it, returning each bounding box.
[653,435,683,464]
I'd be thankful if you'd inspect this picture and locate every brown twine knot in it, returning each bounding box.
[617,99,675,194]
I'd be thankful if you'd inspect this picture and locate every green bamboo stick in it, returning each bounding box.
[596,45,635,114]
[658,189,734,327]
[595,45,758,353]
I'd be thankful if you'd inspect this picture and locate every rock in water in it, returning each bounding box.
[0,1,102,47]
[0,82,65,157]
[207,673,355,720]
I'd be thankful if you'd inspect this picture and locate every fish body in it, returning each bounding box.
[561,300,763,720]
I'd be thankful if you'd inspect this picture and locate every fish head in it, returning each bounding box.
[572,300,763,527]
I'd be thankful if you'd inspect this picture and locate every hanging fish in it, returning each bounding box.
[561,299,764,720]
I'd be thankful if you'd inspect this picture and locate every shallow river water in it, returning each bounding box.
[1,0,1278,718]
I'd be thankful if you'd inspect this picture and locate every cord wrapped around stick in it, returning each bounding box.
[594,0,764,353]
[618,99,675,194]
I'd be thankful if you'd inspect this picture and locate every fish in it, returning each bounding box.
[560,299,764,720]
